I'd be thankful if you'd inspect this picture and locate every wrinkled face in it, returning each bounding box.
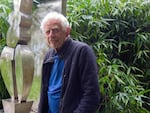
[43,19,70,51]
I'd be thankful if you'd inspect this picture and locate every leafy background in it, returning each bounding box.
[67,0,150,113]
[0,0,12,109]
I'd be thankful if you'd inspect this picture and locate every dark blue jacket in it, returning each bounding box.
[38,38,101,113]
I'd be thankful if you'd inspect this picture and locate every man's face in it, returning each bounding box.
[43,19,70,50]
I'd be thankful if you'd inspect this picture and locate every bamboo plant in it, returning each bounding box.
[67,0,150,112]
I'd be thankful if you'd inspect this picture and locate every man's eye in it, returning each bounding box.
[45,30,50,34]
[52,29,60,33]
[44,28,61,35]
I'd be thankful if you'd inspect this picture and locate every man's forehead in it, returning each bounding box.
[44,23,61,29]
[51,25,60,29]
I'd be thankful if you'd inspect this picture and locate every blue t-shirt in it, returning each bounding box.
[47,55,64,113]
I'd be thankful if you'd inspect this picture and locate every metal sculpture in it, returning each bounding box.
[0,0,34,113]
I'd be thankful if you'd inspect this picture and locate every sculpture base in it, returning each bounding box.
[2,99,33,113]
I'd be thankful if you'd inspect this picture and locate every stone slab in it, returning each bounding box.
[2,99,33,113]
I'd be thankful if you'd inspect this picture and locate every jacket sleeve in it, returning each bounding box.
[38,50,53,113]
[38,63,49,113]
[73,45,101,113]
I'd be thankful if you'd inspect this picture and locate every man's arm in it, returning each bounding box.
[74,45,101,113]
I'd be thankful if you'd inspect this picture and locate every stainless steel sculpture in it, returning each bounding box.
[0,0,34,113]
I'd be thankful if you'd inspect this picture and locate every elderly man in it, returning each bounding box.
[38,11,101,113]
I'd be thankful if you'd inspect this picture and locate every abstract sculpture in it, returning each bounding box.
[0,0,34,113]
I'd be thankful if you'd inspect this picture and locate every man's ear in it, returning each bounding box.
[66,27,71,36]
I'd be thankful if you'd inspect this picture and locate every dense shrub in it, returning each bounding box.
[67,0,150,112]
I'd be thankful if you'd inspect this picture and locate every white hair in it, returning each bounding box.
[40,11,70,32]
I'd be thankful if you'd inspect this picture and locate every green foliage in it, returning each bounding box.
[0,0,12,109]
[0,72,9,109]
[0,0,12,52]
[28,76,41,100]
[67,0,150,112]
